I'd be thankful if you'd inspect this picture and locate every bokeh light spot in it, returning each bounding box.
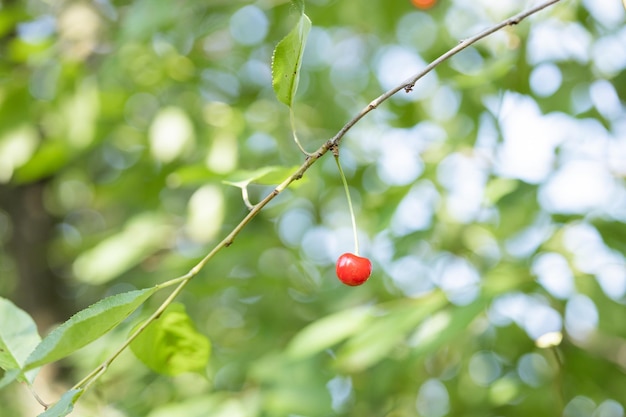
[229,6,268,46]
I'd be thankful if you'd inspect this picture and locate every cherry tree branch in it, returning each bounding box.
[72,0,561,395]
[212,0,563,253]
[328,0,562,146]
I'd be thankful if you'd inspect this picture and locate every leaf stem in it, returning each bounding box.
[28,385,49,409]
[290,107,312,156]
[334,152,360,255]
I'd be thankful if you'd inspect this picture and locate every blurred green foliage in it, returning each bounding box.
[1,0,626,416]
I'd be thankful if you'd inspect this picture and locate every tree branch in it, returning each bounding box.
[71,0,561,397]
[328,0,562,147]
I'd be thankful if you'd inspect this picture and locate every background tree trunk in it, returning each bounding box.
[0,182,70,331]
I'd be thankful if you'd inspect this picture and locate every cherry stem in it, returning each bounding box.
[334,153,359,256]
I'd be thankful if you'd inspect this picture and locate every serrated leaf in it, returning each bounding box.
[271,3,311,107]
[37,389,83,417]
[0,297,41,386]
[287,305,374,359]
[0,369,20,389]
[24,287,158,370]
[130,303,210,376]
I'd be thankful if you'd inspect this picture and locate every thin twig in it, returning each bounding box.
[70,0,561,396]
[72,273,193,390]
[328,0,562,148]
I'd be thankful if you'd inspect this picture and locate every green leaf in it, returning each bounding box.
[408,298,488,357]
[335,293,448,372]
[592,220,626,256]
[37,389,83,417]
[168,164,216,186]
[492,181,539,239]
[482,262,533,296]
[72,214,174,285]
[0,369,20,389]
[0,297,41,386]
[24,287,158,370]
[287,305,374,359]
[130,303,211,376]
[271,1,311,107]
[249,353,332,416]
[146,391,262,417]
[484,177,519,205]
[0,124,38,183]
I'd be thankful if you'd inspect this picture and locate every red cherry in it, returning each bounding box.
[336,253,372,286]
[410,0,437,9]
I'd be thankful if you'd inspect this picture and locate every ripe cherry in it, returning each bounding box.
[332,148,371,286]
[411,0,437,9]
[336,253,372,286]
